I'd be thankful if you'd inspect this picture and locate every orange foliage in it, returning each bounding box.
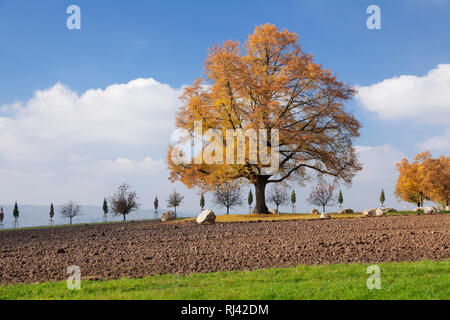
[395,151,449,207]
[168,24,362,213]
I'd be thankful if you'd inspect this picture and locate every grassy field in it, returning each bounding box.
[1,259,448,300]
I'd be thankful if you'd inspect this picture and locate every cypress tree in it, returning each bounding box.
[153,196,159,212]
[291,190,296,205]
[0,207,4,224]
[103,198,108,216]
[49,203,55,219]
[200,194,205,210]
[291,190,297,214]
[248,189,253,206]
[13,202,19,220]
[380,189,386,208]
[338,190,343,208]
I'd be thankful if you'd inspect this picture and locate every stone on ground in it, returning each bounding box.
[362,208,377,217]
[269,209,279,215]
[161,210,177,222]
[196,209,216,224]
[424,206,440,214]
[320,213,331,220]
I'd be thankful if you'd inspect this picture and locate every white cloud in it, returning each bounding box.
[356,64,450,123]
[419,129,450,153]
[341,144,411,210]
[295,144,414,212]
[0,78,190,207]
[0,78,182,161]
[72,156,166,177]
[0,77,424,215]
[354,144,404,183]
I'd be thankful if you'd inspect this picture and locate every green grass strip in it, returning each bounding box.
[1,259,448,300]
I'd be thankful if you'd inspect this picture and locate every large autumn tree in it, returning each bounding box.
[395,151,449,207]
[423,155,450,207]
[168,24,362,213]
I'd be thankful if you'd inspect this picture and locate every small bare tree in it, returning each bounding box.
[307,178,337,213]
[166,190,184,214]
[267,185,289,212]
[60,201,81,225]
[110,183,140,221]
[213,182,243,215]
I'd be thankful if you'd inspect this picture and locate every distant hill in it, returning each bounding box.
[0,205,195,229]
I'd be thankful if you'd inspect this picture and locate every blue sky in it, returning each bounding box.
[0,0,449,218]
[2,0,449,98]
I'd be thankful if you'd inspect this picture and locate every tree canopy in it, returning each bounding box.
[267,184,289,211]
[110,183,140,221]
[168,24,361,213]
[307,178,337,213]
[166,190,184,214]
[213,182,243,215]
[395,151,449,207]
[60,201,81,225]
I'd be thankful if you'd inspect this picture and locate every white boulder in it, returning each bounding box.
[445,206,450,211]
[362,208,377,217]
[413,207,424,212]
[269,209,279,215]
[196,209,216,224]
[424,206,440,214]
[320,213,331,220]
[161,210,177,222]
[375,209,386,217]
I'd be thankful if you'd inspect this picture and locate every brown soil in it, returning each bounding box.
[0,214,449,285]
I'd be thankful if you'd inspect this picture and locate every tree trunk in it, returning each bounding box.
[322,205,326,213]
[226,207,229,215]
[123,214,126,222]
[252,178,269,214]
[419,192,424,207]
[70,217,72,225]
